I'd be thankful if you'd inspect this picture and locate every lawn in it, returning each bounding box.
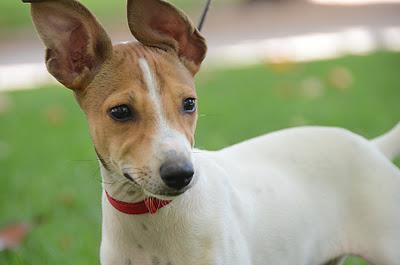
[0,52,399,264]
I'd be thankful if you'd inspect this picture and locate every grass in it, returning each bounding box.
[0,52,399,264]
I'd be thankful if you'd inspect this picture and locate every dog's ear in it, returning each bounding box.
[26,0,112,91]
[127,0,207,75]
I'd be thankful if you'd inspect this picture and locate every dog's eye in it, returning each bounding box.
[183,98,197,113]
[109,105,133,122]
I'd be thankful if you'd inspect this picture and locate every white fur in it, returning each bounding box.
[101,125,400,265]
[138,58,164,126]
[373,122,400,160]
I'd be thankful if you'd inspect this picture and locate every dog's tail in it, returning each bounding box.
[372,122,400,161]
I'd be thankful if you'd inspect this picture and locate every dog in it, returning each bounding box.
[24,0,400,264]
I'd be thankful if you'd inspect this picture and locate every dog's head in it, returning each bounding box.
[27,0,207,199]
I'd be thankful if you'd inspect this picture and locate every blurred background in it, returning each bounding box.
[0,0,399,264]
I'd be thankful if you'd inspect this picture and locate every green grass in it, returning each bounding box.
[0,52,399,264]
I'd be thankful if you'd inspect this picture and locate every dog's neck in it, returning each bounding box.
[100,162,209,250]
[99,152,212,219]
[100,190,203,264]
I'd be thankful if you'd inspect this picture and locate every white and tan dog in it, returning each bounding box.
[25,0,400,264]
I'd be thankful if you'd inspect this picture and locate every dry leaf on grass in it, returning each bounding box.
[43,105,67,126]
[265,58,296,74]
[328,66,354,91]
[0,93,12,115]
[0,222,31,251]
[300,76,325,100]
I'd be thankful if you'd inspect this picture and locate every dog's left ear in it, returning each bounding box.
[127,0,207,75]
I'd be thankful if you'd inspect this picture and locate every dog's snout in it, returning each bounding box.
[160,161,194,190]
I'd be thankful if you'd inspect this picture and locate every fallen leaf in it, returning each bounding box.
[43,105,67,126]
[0,222,31,251]
[0,93,12,115]
[328,66,354,91]
[58,193,77,209]
[265,57,296,73]
[275,83,296,99]
[300,76,325,100]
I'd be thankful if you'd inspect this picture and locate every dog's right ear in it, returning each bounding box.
[24,0,112,91]
[127,0,207,75]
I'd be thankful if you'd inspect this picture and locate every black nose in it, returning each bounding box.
[160,161,194,190]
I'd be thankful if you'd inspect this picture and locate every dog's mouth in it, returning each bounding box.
[145,186,190,199]
[122,172,190,199]
[123,173,137,183]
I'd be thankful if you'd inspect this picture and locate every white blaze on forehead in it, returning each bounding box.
[137,58,192,157]
[138,58,166,127]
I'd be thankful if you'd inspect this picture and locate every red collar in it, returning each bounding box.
[105,191,171,215]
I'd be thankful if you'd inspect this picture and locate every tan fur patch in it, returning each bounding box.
[78,42,197,177]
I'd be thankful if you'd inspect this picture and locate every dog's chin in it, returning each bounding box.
[144,185,193,201]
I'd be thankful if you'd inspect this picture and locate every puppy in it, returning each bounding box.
[24,0,400,264]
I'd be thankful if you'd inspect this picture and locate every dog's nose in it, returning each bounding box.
[160,161,194,190]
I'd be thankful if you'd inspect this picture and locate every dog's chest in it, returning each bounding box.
[101,214,225,265]
[122,253,171,265]
[104,234,219,265]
